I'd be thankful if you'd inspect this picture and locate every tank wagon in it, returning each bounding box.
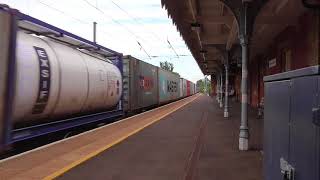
[14,32,122,127]
[0,5,196,151]
[0,6,123,149]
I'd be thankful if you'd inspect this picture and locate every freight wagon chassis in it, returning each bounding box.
[0,5,124,151]
[11,110,123,143]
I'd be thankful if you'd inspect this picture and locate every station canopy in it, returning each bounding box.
[161,0,308,75]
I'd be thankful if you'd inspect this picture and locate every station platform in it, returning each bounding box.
[0,94,263,180]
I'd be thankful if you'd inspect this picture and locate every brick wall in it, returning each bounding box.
[211,76,217,96]
[233,11,319,108]
[293,12,319,69]
[248,11,319,108]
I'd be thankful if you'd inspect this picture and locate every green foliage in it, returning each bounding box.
[196,77,211,94]
[160,61,174,72]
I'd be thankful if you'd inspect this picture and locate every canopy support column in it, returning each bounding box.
[238,2,251,151]
[219,72,223,108]
[224,52,229,118]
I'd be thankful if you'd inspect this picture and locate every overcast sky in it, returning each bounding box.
[2,0,204,82]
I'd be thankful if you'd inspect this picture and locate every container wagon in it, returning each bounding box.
[123,56,190,111]
[190,81,195,95]
[181,78,187,97]
[122,55,158,113]
[179,78,196,98]
[179,78,184,98]
[158,68,180,104]
[186,80,191,96]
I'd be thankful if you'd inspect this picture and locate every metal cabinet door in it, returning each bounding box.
[289,76,319,180]
[264,80,291,180]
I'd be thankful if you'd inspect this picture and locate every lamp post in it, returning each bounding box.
[93,22,97,43]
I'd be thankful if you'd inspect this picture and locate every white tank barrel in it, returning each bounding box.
[12,31,122,125]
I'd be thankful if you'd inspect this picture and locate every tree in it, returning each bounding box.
[160,61,174,72]
[196,77,211,94]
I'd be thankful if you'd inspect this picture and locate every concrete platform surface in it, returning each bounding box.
[59,95,263,180]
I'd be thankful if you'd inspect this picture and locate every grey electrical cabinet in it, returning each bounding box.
[264,66,320,180]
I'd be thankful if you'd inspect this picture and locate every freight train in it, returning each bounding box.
[0,5,197,150]
[122,55,196,113]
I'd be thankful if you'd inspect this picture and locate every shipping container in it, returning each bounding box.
[182,78,187,97]
[190,81,195,94]
[158,68,180,104]
[186,80,191,96]
[122,56,158,112]
[13,31,122,126]
[179,78,187,98]
[179,78,183,98]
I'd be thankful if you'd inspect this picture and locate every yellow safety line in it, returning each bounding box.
[44,94,200,180]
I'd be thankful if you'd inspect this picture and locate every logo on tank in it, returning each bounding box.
[32,46,51,114]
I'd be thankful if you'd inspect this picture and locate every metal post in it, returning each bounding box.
[238,2,251,151]
[204,75,207,95]
[239,40,249,151]
[219,72,223,108]
[216,75,220,102]
[224,53,229,118]
[93,21,97,43]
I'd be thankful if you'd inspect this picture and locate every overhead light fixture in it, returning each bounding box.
[200,49,207,54]
[302,0,320,8]
[191,22,201,32]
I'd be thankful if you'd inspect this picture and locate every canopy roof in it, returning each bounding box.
[161,0,307,75]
